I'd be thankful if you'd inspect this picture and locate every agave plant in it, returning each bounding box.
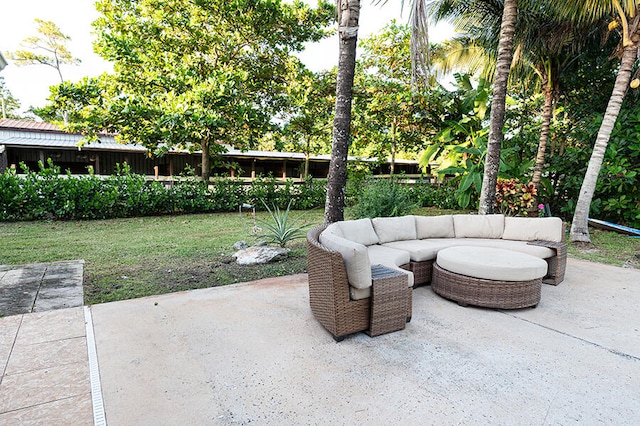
[256,200,309,248]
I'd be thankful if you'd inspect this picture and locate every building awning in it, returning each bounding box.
[0,135,147,152]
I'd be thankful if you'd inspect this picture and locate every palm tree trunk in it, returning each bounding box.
[324,0,360,224]
[531,80,554,192]
[570,30,639,243]
[478,0,517,214]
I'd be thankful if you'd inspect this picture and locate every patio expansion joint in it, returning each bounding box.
[0,315,23,386]
[29,267,48,313]
[501,312,640,362]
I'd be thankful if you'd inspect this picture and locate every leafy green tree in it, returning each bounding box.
[423,74,490,209]
[67,0,333,182]
[8,19,81,123]
[352,22,436,174]
[0,77,22,119]
[33,75,113,124]
[8,19,80,83]
[279,68,335,178]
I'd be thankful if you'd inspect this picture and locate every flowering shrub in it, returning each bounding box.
[495,178,537,216]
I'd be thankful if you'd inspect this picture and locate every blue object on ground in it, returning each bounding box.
[588,218,640,237]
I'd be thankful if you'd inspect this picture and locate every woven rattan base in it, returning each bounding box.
[432,263,541,309]
[528,240,567,285]
[366,265,410,337]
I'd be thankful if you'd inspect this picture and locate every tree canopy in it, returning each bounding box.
[8,18,80,83]
[61,0,334,180]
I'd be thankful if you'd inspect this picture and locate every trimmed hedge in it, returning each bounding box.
[0,161,326,221]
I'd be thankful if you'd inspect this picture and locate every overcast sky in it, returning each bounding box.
[0,0,452,115]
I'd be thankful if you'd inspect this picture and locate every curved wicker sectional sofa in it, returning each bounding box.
[306,214,567,340]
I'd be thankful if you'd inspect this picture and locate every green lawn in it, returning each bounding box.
[1,208,637,305]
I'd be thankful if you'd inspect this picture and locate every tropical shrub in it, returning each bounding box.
[411,179,459,210]
[494,178,537,216]
[351,177,417,219]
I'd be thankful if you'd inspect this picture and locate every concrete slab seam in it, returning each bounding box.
[29,267,47,313]
[84,306,107,426]
[500,311,640,362]
[0,315,23,387]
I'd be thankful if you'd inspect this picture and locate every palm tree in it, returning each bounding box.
[554,0,640,243]
[424,0,519,214]
[426,0,600,199]
[325,0,361,223]
[477,0,518,214]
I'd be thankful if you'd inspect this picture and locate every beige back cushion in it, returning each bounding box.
[502,217,563,242]
[453,214,505,239]
[319,230,372,289]
[322,222,344,238]
[415,215,455,239]
[335,218,380,246]
[371,216,417,243]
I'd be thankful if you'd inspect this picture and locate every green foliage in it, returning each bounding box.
[411,180,460,210]
[0,162,327,221]
[437,144,484,210]
[41,0,334,180]
[546,101,640,228]
[256,200,309,247]
[279,68,335,167]
[351,178,417,219]
[351,22,440,162]
[8,18,79,82]
[0,77,22,119]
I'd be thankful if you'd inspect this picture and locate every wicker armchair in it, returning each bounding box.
[306,225,412,341]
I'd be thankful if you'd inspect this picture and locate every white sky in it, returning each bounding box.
[0,0,452,114]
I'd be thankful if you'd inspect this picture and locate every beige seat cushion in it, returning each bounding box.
[502,217,563,243]
[421,238,555,258]
[453,214,505,239]
[372,216,417,243]
[437,246,547,281]
[367,245,413,287]
[382,239,447,261]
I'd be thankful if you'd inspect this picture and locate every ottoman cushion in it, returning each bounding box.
[436,246,547,282]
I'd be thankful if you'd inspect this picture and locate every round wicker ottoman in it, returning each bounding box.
[432,246,548,309]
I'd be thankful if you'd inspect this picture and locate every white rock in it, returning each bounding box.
[232,241,248,251]
[233,246,290,265]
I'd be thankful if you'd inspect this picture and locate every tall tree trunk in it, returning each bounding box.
[304,135,311,179]
[531,78,554,192]
[570,27,639,243]
[324,0,360,224]
[390,116,397,176]
[201,138,211,183]
[478,0,517,214]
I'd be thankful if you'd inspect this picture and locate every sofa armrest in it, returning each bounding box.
[527,240,567,285]
[306,225,371,340]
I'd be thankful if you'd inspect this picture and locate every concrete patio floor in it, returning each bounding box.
[1,257,639,425]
